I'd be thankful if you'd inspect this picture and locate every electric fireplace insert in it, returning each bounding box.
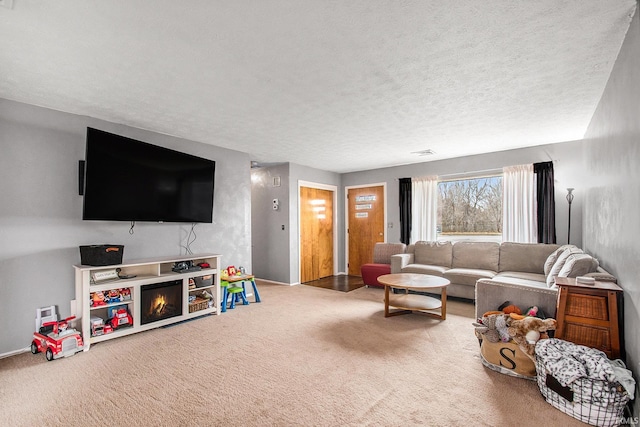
[141,280,183,325]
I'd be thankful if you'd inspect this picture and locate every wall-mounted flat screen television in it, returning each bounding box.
[82,127,215,223]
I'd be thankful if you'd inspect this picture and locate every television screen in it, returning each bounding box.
[82,128,215,223]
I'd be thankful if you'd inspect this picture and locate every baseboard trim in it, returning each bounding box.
[255,278,298,286]
[1,347,29,359]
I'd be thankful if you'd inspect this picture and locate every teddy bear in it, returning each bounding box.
[473,313,511,343]
[507,316,557,360]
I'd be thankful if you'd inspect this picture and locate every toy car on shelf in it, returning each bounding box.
[107,308,133,330]
[31,309,84,361]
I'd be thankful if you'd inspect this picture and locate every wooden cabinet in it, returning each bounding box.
[74,254,221,351]
[554,277,624,359]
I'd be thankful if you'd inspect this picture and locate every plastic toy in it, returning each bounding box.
[91,290,106,307]
[105,289,121,304]
[119,288,131,300]
[107,307,133,330]
[31,307,84,361]
[90,316,105,337]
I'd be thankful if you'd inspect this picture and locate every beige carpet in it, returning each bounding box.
[0,282,585,427]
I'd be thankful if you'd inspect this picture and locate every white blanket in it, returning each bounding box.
[536,338,634,406]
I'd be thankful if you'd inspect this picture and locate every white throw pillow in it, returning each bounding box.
[546,247,583,287]
[558,253,600,278]
[543,245,578,276]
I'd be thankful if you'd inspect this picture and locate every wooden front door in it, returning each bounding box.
[300,186,334,283]
[347,185,385,276]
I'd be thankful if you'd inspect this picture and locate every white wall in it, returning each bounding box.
[582,7,640,415]
[0,98,252,355]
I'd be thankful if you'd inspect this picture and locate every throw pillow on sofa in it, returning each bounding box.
[546,246,583,287]
[543,244,578,276]
[557,253,599,279]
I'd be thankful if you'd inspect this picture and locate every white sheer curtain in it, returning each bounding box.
[502,164,537,243]
[411,176,439,243]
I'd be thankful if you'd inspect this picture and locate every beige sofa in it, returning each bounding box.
[390,241,616,318]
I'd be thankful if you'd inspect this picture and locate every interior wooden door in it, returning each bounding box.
[300,186,334,283]
[347,185,385,276]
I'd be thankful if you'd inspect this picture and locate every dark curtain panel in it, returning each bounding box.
[533,161,556,243]
[399,178,412,244]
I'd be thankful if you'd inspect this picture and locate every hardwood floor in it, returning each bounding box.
[302,275,365,292]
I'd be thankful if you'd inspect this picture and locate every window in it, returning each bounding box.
[437,175,502,242]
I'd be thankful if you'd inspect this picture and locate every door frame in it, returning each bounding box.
[344,182,387,275]
[298,180,338,281]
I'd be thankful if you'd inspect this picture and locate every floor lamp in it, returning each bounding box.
[566,188,574,244]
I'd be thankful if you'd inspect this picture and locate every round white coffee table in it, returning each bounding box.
[377,273,450,320]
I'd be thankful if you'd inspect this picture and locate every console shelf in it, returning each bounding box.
[74,253,221,351]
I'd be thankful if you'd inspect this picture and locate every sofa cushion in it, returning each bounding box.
[452,241,499,271]
[444,268,496,286]
[499,242,559,274]
[557,253,599,279]
[543,244,578,276]
[372,242,406,264]
[414,241,453,267]
[401,264,448,277]
[494,271,546,284]
[546,247,583,287]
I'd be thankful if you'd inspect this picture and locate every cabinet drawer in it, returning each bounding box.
[566,294,609,320]
[563,322,611,352]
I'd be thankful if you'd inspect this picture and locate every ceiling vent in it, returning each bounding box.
[411,149,435,156]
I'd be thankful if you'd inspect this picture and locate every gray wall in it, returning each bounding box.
[583,6,640,414]
[342,141,587,248]
[0,98,252,355]
[251,163,341,284]
[251,163,291,283]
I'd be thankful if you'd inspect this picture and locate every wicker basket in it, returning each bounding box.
[189,298,209,313]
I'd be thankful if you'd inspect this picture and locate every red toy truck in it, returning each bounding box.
[31,306,84,361]
[107,307,133,329]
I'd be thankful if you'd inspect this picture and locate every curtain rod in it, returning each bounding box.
[396,168,500,180]
[398,160,556,181]
[437,167,503,180]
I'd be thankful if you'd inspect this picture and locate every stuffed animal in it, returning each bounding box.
[507,317,557,360]
[498,301,522,316]
[473,313,512,343]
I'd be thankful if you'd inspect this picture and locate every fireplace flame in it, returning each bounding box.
[151,295,167,316]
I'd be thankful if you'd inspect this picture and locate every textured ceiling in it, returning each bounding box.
[0,1,636,173]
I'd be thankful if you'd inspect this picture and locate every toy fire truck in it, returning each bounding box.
[31,306,84,361]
